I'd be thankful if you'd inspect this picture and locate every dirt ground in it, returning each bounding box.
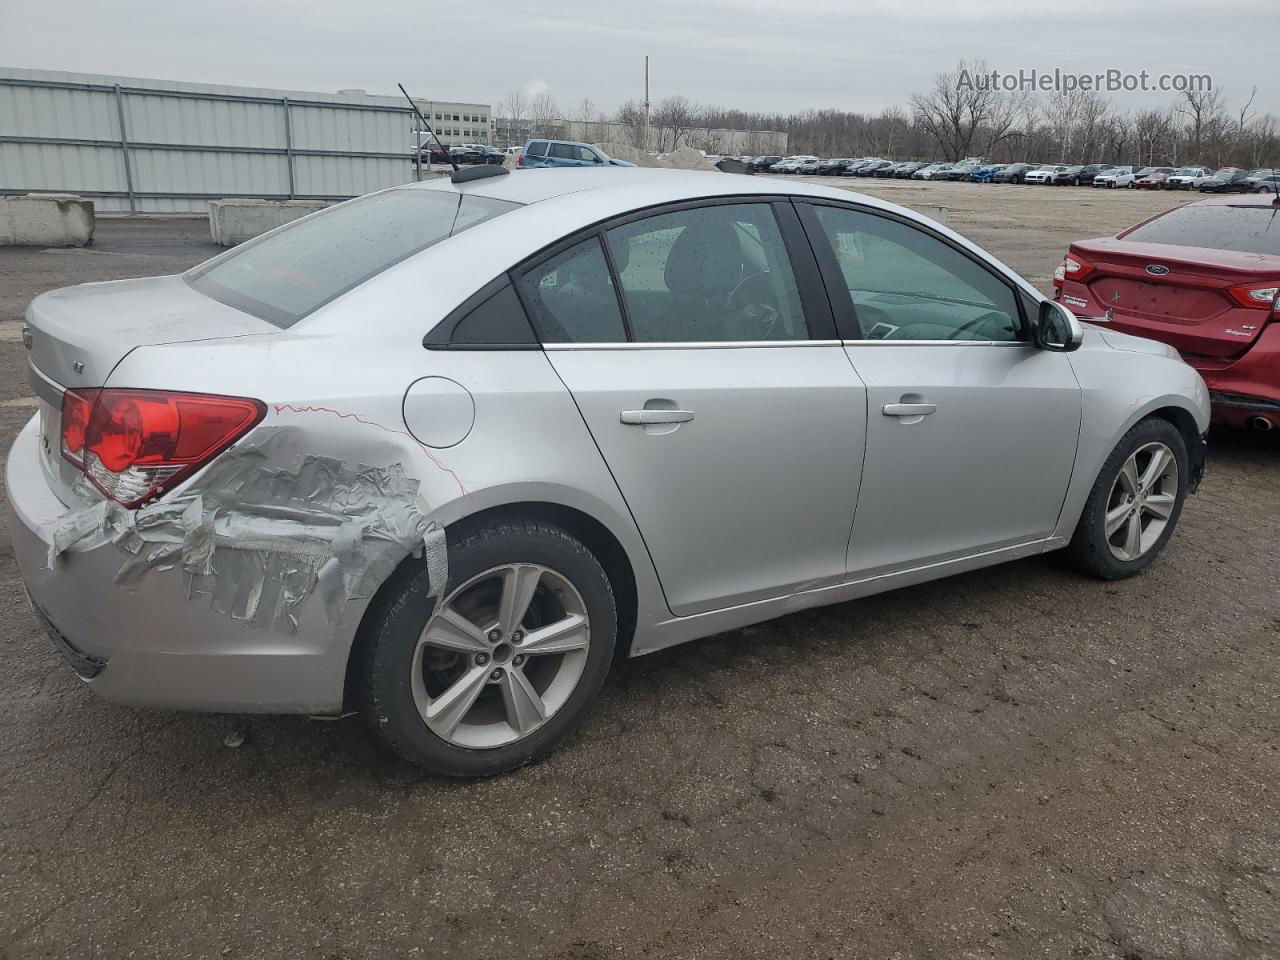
[1,183,1277,960]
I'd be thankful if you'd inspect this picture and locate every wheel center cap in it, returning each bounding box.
[492,642,515,664]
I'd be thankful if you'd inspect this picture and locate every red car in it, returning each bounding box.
[1133,170,1172,189]
[1055,194,1280,429]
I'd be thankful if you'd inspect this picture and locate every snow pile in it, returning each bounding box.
[664,147,718,172]
[594,143,668,167]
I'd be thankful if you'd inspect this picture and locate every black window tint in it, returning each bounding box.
[527,141,548,157]
[812,205,1021,342]
[605,203,808,342]
[1123,204,1280,256]
[549,143,575,159]
[517,238,627,343]
[426,280,537,349]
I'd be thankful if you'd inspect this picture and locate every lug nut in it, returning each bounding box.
[487,629,501,643]
[513,655,525,666]
[490,669,503,681]
[511,630,524,644]
[475,653,489,665]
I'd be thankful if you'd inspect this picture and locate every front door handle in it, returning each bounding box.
[620,409,696,425]
[882,402,937,417]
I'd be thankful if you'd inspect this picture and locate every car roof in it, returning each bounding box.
[406,166,900,210]
[303,167,1044,337]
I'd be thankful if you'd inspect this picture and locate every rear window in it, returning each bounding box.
[1122,204,1280,256]
[187,189,519,327]
[526,141,548,157]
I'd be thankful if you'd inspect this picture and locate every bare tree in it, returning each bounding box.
[1237,86,1258,136]
[529,91,560,139]
[497,89,529,147]
[1176,87,1229,163]
[909,58,1003,160]
[982,89,1035,159]
[1132,108,1178,165]
[652,95,697,151]
[615,99,647,149]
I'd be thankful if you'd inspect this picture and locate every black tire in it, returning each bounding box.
[1066,418,1189,580]
[358,519,617,777]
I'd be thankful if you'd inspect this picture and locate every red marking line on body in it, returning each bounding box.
[271,403,466,495]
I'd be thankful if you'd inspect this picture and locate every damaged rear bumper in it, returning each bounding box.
[6,415,427,714]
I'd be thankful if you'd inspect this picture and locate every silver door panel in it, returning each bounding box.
[547,344,867,616]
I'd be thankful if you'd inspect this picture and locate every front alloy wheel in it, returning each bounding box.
[1067,417,1190,579]
[1103,442,1179,562]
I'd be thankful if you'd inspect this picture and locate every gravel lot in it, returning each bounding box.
[1,182,1277,960]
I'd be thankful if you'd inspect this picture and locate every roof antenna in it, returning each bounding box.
[397,82,509,185]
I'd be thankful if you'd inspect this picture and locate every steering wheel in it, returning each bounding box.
[724,272,782,340]
[948,310,1009,341]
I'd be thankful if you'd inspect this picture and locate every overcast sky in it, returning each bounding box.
[3,0,1277,117]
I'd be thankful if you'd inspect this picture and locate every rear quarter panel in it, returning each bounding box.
[104,328,667,697]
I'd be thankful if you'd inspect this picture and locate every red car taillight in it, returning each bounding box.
[1226,281,1280,313]
[1059,254,1095,283]
[61,389,265,507]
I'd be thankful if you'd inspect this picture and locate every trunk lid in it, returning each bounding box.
[1069,237,1280,360]
[26,274,276,391]
[24,274,277,505]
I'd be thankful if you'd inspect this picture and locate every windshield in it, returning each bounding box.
[1174,168,1199,176]
[1123,204,1280,256]
[188,189,519,327]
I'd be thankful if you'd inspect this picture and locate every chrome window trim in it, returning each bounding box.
[840,339,1031,348]
[542,339,844,351]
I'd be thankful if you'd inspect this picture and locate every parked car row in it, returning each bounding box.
[745,154,1280,193]
[413,143,507,166]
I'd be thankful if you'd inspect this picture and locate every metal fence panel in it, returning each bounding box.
[0,66,417,213]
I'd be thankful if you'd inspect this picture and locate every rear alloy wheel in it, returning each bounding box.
[1067,418,1189,579]
[360,520,616,776]
[412,564,590,749]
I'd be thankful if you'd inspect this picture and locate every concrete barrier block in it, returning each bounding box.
[907,204,948,226]
[0,194,94,247]
[208,199,329,246]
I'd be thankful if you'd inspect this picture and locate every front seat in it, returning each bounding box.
[657,216,745,342]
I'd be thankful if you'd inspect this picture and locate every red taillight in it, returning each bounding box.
[1226,281,1280,312]
[59,388,99,467]
[517,154,524,166]
[61,389,265,507]
[1059,253,1095,283]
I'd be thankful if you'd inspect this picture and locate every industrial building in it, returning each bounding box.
[0,67,492,212]
[411,99,494,145]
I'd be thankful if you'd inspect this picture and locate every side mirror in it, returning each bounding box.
[1035,300,1084,352]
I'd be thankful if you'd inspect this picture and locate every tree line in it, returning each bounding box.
[497,59,1278,168]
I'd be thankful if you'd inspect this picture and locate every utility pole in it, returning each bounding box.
[643,56,651,154]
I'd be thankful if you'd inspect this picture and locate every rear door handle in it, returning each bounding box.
[620,409,696,425]
[882,402,937,417]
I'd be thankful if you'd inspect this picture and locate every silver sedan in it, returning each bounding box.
[8,168,1209,776]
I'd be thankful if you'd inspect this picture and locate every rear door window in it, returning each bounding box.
[605,202,809,342]
[1121,205,1280,256]
[516,238,628,343]
[187,189,518,327]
